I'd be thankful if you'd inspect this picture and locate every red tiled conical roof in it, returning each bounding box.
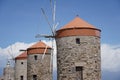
[27,41,51,54]
[15,51,27,60]
[29,41,51,49]
[60,16,96,30]
[56,16,101,38]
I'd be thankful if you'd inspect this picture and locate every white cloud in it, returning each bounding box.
[0,40,57,69]
[0,41,120,72]
[0,42,33,69]
[0,42,35,59]
[101,44,120,72]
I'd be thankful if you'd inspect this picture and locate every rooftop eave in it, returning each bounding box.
[57,27,101,32]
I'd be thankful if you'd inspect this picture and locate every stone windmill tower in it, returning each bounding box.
[15,51,27,80]
[27,41,52,80]
[55,16,101,80]
[3,61,14,80]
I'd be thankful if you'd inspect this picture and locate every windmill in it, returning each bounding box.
[5,45,17,80]
[7,45,16,67]
[35,0,58,73]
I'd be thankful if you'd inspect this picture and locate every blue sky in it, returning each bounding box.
[0,0,120,48]
[0,0,120,80]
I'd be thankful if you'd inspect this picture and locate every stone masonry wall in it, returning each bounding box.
[4,66,14,80]
[0,76,4,80]
[15,59,27,80]
[27,53,52,80]
[56,36,101,80]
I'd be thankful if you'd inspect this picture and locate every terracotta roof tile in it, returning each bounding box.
[60,16,96,30]
[60,17,97,30]
[28,41,51,49]
[56,16,101,38]
[27,41,51,54]
[15,51,27,60]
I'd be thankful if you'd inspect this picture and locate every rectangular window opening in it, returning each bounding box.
[20,75,23,80]
[76,66,83,80]
[21,62,23,65]
[33,75,37,80]
[76,38,80,44]
[34,55,38,60]
[76,66,83,71]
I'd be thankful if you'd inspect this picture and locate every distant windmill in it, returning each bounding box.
[7,45,16,67]
[35,0,58,72]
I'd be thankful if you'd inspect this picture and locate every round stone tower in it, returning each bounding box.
[15,51,27,80]
[27,41,52,80]
[56,16,101,80]
[3,61,14,80]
